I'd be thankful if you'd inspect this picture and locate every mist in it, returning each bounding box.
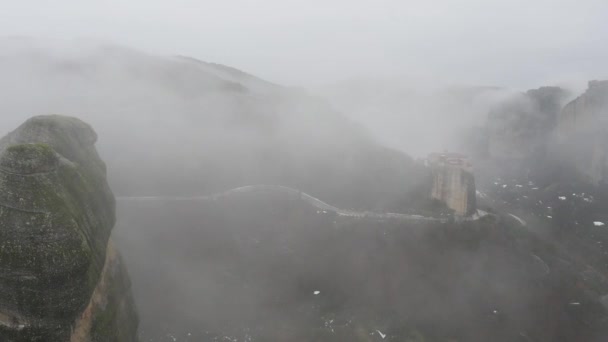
[1,2,608,341]
[3,0,608,86]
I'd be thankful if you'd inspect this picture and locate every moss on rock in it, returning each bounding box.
[0,115,137,341]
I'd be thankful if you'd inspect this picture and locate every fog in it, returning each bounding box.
[2,0,608,86]
[1,2,608,341]
[0,39,426,209]
[0,38,585,162]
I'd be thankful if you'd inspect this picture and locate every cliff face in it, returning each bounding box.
[486,86,568,159]
[558,81,608,135]
[0,116,138,341]
[556,81,608,183]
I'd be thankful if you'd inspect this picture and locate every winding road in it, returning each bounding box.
[117,184,488,223]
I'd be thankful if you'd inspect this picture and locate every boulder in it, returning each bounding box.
[0,115,138,341]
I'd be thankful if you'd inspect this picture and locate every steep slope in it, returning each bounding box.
[485,86,569,159]
[175,56,282,95]
[0,115,138,341]
[469,85,575,197]
[556,80,608,183]
[115,189,608,342]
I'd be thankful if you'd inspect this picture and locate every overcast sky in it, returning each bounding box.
[2,0,608,88]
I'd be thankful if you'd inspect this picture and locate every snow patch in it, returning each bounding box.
[377,330,387,339]
[508,213,526,226]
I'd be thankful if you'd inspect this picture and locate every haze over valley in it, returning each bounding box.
[1,1,608,341]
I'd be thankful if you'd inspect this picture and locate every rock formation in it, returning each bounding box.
[558,80,608,135]
[0,115,138,341]
[486,86,568,159]
[427,153,476,216]
[556,80,608,183]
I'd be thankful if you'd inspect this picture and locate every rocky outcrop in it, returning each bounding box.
[70,241,138,342]
[556,81,608,183]
[558,80,608,136]
[428,153,476,216]
[0,115,138,341]
[486,86,568,159]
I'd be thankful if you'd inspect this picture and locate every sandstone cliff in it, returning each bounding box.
[0,116,138,341]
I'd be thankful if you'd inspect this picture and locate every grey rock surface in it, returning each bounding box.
[0,115,138,341]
